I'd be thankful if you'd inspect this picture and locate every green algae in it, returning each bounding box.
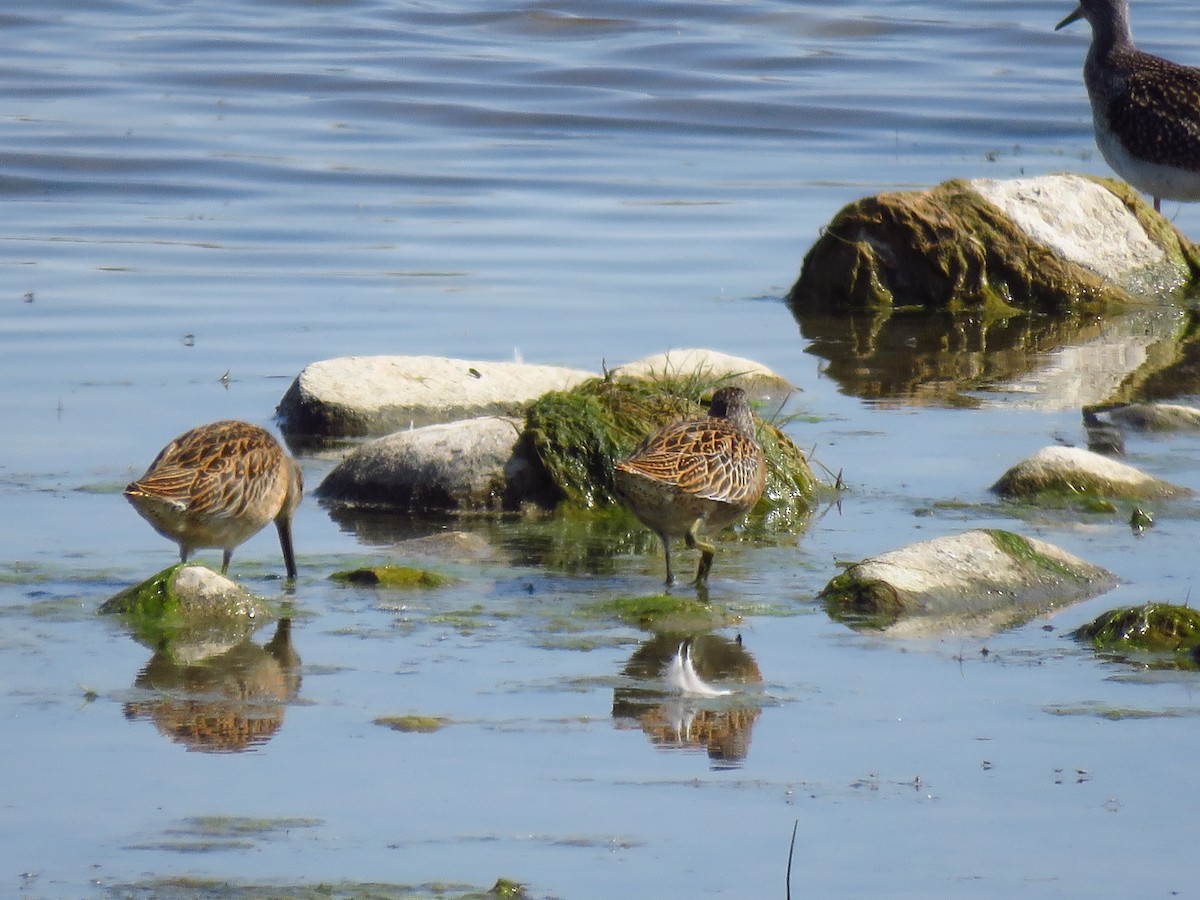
[1075,603,1200,661]
[582,593,740,632]
[331,564,453,588]
[374,714,450,733]
[102,876,524,899]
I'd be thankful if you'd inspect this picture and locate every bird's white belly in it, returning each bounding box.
[1095,118,1200,201]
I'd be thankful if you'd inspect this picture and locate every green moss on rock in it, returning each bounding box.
[331,564,453,588]
[374,714,449,733]
[787,179,1176,316]
[1075,603,1200,654]
[582,593,740,632]
[100,563,272,648]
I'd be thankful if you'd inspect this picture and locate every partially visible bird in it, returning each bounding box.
[613,386,766,588]
[1057,0,1200,213]
[125,420,303,578]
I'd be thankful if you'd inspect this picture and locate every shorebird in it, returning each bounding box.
[613,386,766,588]
[1057,0,1200,213]
[125,420,303,578]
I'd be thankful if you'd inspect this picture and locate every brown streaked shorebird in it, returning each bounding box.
[125,420,303,578]
[1057,0,1200,213]
[613,386,766,588]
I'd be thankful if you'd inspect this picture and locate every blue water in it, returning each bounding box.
[4,0,1200,897]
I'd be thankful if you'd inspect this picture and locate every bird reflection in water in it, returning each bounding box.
[612,632,763,768]
[123,619,302,753]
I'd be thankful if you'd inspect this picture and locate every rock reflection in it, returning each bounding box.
[791,305,1185,409]
[612,632,762,768]
[123,619,302,753]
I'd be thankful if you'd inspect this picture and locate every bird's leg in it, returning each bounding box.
[685,519,716,586]
[1155,196,1162,213]
[221,549,232,575]
[660,532,676,587]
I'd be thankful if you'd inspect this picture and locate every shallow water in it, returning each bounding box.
[4,0,1200,897]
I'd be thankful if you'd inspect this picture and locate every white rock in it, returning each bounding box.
[991,445,1188,500]
[822,529,1115,637]
[969,174,1180,289]
[278,355,596,437]
[611,349,793,399]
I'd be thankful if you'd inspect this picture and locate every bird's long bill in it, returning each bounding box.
[276,517,297,579]
[1055,4,1084,30]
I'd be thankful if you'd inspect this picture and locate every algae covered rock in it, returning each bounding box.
[820,529,1115,635]
[331,564,453,588]
[1075,603,1200,655]
[101,563,274,652]
[991,445,1188,503]
[788,175,1199,316]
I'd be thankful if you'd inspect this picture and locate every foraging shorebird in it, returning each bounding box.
[613,386,766,588]
[125,420,303,578]
[1057,0,1200,212]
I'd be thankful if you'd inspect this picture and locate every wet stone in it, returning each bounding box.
[820,529,1116,636]
[991,445,1189,502]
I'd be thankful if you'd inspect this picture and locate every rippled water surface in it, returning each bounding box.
[5,0,1200,897]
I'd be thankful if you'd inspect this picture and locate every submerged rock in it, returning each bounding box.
[1075,603,1200,654]
[101,563,274,653]
[788,175,1199,315]
[1093,402,1200,432]
[1075,603,1200,669]
[820,529,1115,635]
[316,416,537,511]
[277,355,595,438]
[991,445,1188,502]
[330,564,453,588]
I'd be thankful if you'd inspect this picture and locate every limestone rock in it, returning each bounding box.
[820,529,1115,636]
[991,445,1188,501]
[277,355,595,437]
[316,415,537,510]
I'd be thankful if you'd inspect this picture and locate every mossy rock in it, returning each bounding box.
[821,529,1115,635]
[1075,603,1200,656]
[100,563,273,651]
[519,375,818,526]
[787,175,1200,317]
[991,445,1188,505]
[374,714,450,733]
[331,564,453,588]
